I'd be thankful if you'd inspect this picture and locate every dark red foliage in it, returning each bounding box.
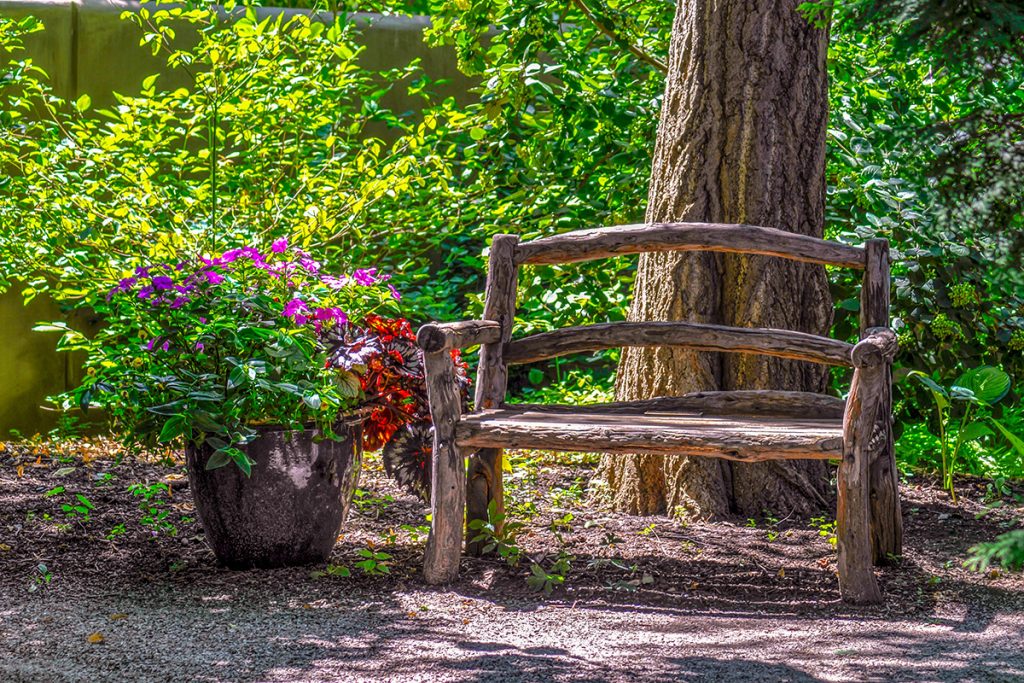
[325,315,469,501]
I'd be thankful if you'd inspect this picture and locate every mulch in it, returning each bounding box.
[1,436,1021,619]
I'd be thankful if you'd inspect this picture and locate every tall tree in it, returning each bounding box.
[604,0,833,518]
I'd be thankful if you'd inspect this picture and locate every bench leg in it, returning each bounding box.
[466,447,503,555]
[423,350,465,584]
[837,366,883,605]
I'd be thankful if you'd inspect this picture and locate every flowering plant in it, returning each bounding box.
[49,240,459,491]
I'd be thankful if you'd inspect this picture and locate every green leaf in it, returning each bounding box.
[158,414,188,443]
[989,419,1024,457]
[908,371,949,410]
[227,448,252,477]
[75,94,91,112]
[957,422,993,443]
[303,393,322,411]
[204,450,232,470]
[954,366,1011,405]
[147,401,186,416]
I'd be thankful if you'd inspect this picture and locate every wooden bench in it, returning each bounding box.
[416,222,901,604]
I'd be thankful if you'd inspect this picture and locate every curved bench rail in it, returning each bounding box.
[513,222,867,269]
[503,321,855,367]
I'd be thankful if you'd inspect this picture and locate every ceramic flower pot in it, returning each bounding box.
[185,422,362,569]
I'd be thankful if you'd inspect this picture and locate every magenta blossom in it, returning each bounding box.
[282,298,308,318]
[204,270,224,285]
[388,284,401,301]
[351,268,378,286]
[271,238,288,253]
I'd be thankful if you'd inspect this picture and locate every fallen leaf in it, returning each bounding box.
[688,581,699,590]
[15,465,23,478]
[406,611,418,619]
[778,568,786,579]
[0,544,11,552]
[109,614,128,621]
[52,467,76,477]
[87,632,105,644]
[462,618,470,625]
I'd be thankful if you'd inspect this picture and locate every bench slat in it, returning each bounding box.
[506,390,847,419]
[514,222,867,268]
[504,321,854,367]
[457,407,844,461]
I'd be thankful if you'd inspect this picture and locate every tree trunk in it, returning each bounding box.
[604,0,833,518]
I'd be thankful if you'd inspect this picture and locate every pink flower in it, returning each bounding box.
[204,270,224,285]
[388,284,401,301]
[352,268,378,286]
[271,238,288,253]
[282,298,308,318]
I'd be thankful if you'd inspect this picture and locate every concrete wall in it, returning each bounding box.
[0,0,469,435]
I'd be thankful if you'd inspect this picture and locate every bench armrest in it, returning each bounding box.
[417,320,502,353]
[851,327,898,368]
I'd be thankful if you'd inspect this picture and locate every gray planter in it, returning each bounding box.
[185,423,362,569]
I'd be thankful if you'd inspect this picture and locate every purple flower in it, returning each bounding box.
[134,266,150,278]
[314,307,347,325]
[282,298,308,318]
[388,284,401,301]
[144,338,156,351]
[161,341,170,352]
[195,341,205,352]
[170,296,189,309]
[152,275,173,291]
[204,270,225,285]
[137,286,154,299]
[299,257,321,274]
[271,238,288,253]
[294,314,308,325]
[351,268,378,286]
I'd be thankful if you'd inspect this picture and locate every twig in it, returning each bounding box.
[570,0,667,74]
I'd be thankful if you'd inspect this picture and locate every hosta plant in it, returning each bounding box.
[42,240,463,493]
[908,365,1024,502]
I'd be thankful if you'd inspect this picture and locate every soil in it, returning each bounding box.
[1,438,1022,683]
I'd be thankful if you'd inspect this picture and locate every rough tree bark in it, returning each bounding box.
[603,0,834,518]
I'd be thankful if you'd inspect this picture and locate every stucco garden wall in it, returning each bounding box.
[0,0,468,435]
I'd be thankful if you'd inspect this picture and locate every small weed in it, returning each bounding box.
[352,489,394,518]
[311,563,352,579]
[639,523,657,537]
[527,551,573,595]
[128,482,178,536]
[400,524,430,544]
[28,563,53,592]
[61,494,95,523]
[468,500,525,567]
[106,523,126,540]
[354,548,391,576]
[810,515,838,547]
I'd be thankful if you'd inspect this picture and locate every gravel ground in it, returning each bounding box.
[2,441,1023,682]
[2,582,1022,682]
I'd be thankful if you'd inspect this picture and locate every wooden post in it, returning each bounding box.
[837,362,884,605]
[466,234,520,554]
[861,239,902,564]
[423,350,465,584]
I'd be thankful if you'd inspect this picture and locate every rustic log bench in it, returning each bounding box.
[416,222,901,604]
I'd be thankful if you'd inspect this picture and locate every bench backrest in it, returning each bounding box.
[473,222,890,411]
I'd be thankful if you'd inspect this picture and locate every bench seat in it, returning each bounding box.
[457,405,844,460]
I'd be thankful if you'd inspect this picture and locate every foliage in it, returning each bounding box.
[966,530,1024,573]
[40,241,405,475]
[527,551,573,595]
[468,499,525,567]
[907,366,1024,500]
[0,3,426,306]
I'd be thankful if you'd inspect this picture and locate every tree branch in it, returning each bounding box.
[570,0,667,74]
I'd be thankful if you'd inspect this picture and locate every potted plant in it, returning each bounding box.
[52,240,454,568]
